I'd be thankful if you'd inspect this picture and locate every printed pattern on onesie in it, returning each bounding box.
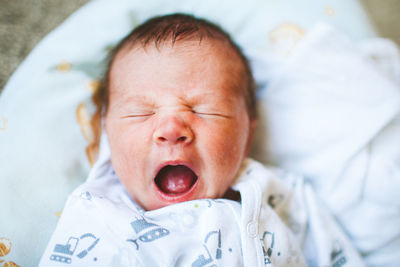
[39,174,244,267]
[232,159,308,267]
[236,159,366,267]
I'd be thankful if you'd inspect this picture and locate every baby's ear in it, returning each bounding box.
[250,119,257,131]
[245,119,258,155]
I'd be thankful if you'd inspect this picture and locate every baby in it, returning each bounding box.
[102,13,257,211]
[40,14,365,266]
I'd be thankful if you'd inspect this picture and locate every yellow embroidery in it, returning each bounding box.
[76,103,97,165]
[86,80,101,94]
[55,210,63,218]
[4,262,19,267]
[0,238,19,267]
[0,238,11,257]
[269,23,305,55]
[324,6,336,17]
[0,117,7,131]
[76,103,94,143]
[56,60,72,72]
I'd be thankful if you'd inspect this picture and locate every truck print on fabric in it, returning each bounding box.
[49,233,100,264]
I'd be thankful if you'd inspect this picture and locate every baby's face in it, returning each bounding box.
[105,40,254,210]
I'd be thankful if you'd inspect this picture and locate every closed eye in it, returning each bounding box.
[120,113,155,119]
[192,110,232,118]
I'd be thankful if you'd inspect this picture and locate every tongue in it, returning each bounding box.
[156,165,197,195]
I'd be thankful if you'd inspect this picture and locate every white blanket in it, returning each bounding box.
[249,23,400,266]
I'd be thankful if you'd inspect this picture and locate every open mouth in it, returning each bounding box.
[154,165,198,196]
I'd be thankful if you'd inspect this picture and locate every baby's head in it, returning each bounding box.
[99,13,257,210]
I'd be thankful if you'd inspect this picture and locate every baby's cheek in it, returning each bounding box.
[108,123,144,163]
[208,124,244,165]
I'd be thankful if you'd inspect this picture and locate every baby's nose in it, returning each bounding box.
[153,116,194,145]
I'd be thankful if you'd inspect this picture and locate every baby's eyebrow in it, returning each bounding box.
[114,91,237,110]
[186,92,235,106]
[110,94,156,112]
[119,94,156,106]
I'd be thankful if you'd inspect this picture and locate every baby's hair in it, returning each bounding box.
[88,13,257,164]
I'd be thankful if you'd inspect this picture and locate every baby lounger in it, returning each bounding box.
[0,0,399,266]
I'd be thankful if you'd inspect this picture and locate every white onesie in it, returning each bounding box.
[39,155,366,267]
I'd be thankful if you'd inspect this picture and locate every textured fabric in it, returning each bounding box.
[249,22,400,266]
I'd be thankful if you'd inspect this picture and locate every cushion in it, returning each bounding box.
[0,0,382,265]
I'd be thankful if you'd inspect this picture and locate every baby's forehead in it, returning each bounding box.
[115,38,243,66]
[110,38,247,93]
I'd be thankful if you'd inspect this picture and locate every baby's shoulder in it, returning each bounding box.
[237,158,304,191]
[69,175,137,209]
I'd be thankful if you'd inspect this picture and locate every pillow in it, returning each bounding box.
[0,0,380,265]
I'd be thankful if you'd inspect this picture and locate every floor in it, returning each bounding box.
[0,0,399,91]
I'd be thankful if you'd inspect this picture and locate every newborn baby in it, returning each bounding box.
[103,13,256,211]
[40,14,365,267]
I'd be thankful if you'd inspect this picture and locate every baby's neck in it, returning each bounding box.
[223,188,241,202]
